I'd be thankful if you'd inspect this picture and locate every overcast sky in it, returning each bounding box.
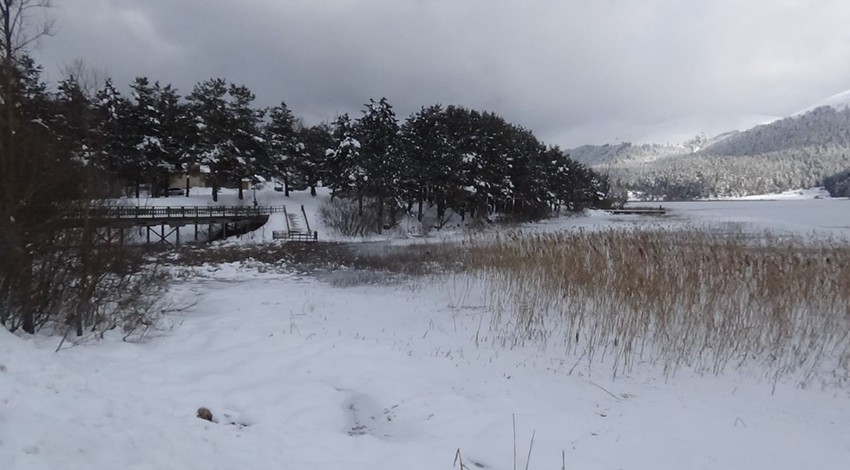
[28,0,850,147]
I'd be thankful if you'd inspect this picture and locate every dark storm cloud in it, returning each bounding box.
[31,0,850,147]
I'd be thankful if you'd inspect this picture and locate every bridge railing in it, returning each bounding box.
[65,205,287,220]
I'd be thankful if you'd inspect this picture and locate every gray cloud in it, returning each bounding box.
[30,0,850,147]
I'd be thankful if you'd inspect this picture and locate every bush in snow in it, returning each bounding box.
[319,198,383,237]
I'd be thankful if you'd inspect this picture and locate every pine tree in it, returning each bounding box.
[326,113,365,208]
[354,98,401,232]
[127,77,169,197]
[400,104,467,222]
[226,83,264,200]
[296,123,332,197]
[185,79,263,201]
[92,78,133,192]
[54,77,94,167]
[156,83,190,194]
[264,102,299,196]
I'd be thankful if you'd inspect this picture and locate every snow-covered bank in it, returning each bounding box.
[116,185,850,244]
[2,265,849,469]
[721,187,832,200]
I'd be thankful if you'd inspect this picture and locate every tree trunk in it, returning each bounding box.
[377,193,384,234]
[21,258,34,334]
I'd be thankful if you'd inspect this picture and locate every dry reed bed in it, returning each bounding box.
[442,229,850,386]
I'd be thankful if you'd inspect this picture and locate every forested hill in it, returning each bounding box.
[697,106,850,157]
[567,142,690,168]
[571,104,850,199]
[569,132,738,168]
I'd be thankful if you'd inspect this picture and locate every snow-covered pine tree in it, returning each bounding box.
[400,104,460,222]
[327,113,365,210]
[92,78,134,193]
[155,84,190,194]
[186,79,262,201]
[263,102,300,196]
[226,83,264,200]
[127,77,171,197]
[296,123,333,197]
[354,98,401,232]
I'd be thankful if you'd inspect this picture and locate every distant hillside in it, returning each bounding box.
[568,142,689,168]
[698,106,850,157]
[569,132,738,168]
[578,105,850,199]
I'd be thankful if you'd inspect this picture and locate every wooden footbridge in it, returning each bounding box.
[58,205,295,246]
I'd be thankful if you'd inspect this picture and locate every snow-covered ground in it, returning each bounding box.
[726,187,832,200]
[3,188,850,469]
[4,265,849,470]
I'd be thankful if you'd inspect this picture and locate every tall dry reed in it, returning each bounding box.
[442,229,850,387]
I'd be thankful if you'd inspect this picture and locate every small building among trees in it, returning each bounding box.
[168,164,212,190]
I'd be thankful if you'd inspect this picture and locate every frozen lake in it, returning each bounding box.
[626,198,850,238]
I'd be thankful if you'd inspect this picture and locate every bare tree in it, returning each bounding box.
[61,58,106,98]
[1,0,53,199]
[0,1,53,333]
[0,0,53,58]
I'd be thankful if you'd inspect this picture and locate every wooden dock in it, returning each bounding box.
[606,206,667,215]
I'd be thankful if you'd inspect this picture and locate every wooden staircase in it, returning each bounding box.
[273,205,318,242]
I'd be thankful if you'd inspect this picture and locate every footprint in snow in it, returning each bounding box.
[342,392,408,439]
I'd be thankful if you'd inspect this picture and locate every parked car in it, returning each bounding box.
[166,187,185,196]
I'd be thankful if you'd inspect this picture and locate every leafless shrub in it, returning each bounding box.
[319,198,382,237]
[3,213,170,341]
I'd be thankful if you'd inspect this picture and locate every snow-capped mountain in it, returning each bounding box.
[569,91,850,199]
[793,88,850,116]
